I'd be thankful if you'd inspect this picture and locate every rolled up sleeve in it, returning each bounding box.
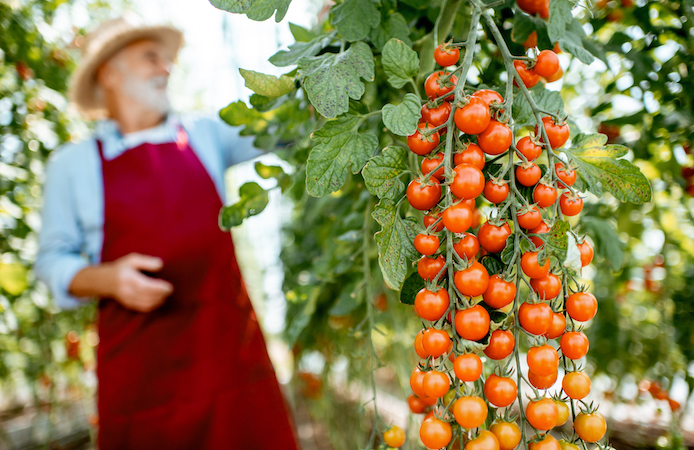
[34,148,92,310]
[211,115,266,169]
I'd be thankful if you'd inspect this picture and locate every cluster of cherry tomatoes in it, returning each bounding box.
[382,41,608,450]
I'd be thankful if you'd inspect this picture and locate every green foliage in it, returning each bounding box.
[382,93,421,136]
[219,182,270,229]
[372,199,419,290]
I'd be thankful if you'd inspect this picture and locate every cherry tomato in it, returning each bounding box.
[484,179,509,204]
[451,163,485,199]
[528,369,558,390]
[454,143,486,170]
[527,344,559,376]
[563,371,591,400]
[410,368,428,397]
[423,328,451,357]
[490,421,521,450]
[423,370,451,398]
[519,301,552,335]
[454,263,490,298]
[484,374,517,407]
[484,329,515,360]
[383,425,406,448]
[554,162,576,188]
[534,50,560,78]
[577,239,594,266]
[415,288,449,321]
[408,394,428,414]
[521,251,550,279]
[417,255,446,281]
[424,211,445,232]
[407,178,441,211]
[455,304,491,340]
[559,440,579,450]
[455,97,491,135]
[573,412,606,443]
[522,31,538,48]
[555,400,570,426]
[530,273,562,300]
[544,312,566,339]
[528,434,561,450]
[443,202,473,233]
[560,331,589,359]
[516,162,542,187]
[516,135,543,161]
[525,398,558,431]
[565,292,598,321]
[453,232,480,261]
[545,65,563,82]
[559,192,583,216]
[478,221,511,253]
[473,89,504,107]
[453,396,488,429]
[414,329,429,359]
[517,205,542,229]
[414,233,440,257]
[420,417,453,449]
[483,275,517,309]
[517,0,549,18]
[533,183,557,208]
[421,153,445,181]
[434,44,460,67]
[536,117,570,149]
[454,353,483,382]
[465,430,500,450]
[425,71,458,100]
[514,60,540,88]
[421,102,452,127]
[478,120,513,155]
[529,220,550,249]
[408,123,440,155]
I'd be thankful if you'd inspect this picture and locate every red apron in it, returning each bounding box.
[94,126,298,449]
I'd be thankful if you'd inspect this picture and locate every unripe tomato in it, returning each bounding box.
[417,255,445,281]
[421,153,445,181]
[408,123,440,156]
[424,211,445,232]
[516,162,542,187]
[484,374,517,407]
[528,434,561,450]
[424,370,451,398]
[563,371,591,399]
[453,396,488,429]
[484,179,509,204]
[410,368,427,397]
[521,251,550,279]
[454,263,490,298]
[443,202,473,233]
[483,275,516,309]
[478,221,511,253]
[451,163,485,199]
[465,430,500,450]
[490,421,521,450]
[565,292,598,321]
[484,329,515,360]
[536,117,570,149]
[558,440,579,450]
[517,205,542,230]
[455,304,491,341]
[514,60,540,88]
[423,328,451,357]
[577,239,594,266]
[525,398,558,431]
[516,135,543,161]
[420,417,453,449]
[519,301,552,335]
[529,220,550,249]
[421,102,452,127]
[573,412,606,442]
[560,331,589,359]
[533,184,557,208]
[554,162,576,188]
[544,312,566,339]
[425,71,458,100]
[534,50,560,78]
[415,288,449,321]
[472,89,504,107]
[454,353,483,382]
[528,369,558,390]
[527,344,559,377]
[407,178,441,211]
[530,273,562,300]
[478,120,513,155]
[554,400,570,426]
[559,192,583,216]
[453,232,480,261]
[414,329,429,359]
[454,143,486,170]
[383,425,406,448]
[408,394,428,414]
[434,44,460,67]
[455,97,491,135]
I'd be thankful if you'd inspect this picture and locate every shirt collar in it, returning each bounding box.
[95,113,181,160]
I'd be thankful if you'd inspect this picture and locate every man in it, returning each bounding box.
[34,16,298,449]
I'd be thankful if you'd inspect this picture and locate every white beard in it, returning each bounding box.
[121,74,171,115]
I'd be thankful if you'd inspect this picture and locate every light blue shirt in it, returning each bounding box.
[34,112,264,310]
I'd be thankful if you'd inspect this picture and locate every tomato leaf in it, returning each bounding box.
[362,146,409,199]
[579,217,626,270]
[541,219,570,263]
[289,22,316,42]
[382,93,421,136]
[562,133,652,204]
[219,182,269,229]
[547,0,574,44]
[255,162,292,192]
[270,34,333,67]
[306,115,378,197]
[298,41,375,119]
[512,9,552,49]
[557,19,595,65]
[400,271,425,305]
[479,301,508,324]
[209,0,290,22]
[219,101,267,135]
[480,254,505,276]
[330,0,380,42]
[369,13,412,51]
[381,38,420,89]
[373,199,420,290]
[513,87,565,128]
[239,69,295,98]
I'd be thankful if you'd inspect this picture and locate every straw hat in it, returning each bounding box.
[68,15,184,119]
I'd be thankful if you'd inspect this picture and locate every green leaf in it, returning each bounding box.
[369,13,412,51]
[557,19,595,64]
[479,301,508,324]
[562,133,652,204]
[239,69,294,98]
[399,271,425,305]
[219,101,266,132]
[382,93,421,136]
[255,162,292,192]
[269,35,333,67]
[580,217,625,270]
[329,279,363,315]
[547,0,574,44]
[513,87,566,128]
[362,146,409,199]
[512,8,552,49]
[480,254,505,275]
[373,199,420,290]
[209,0,290,22]
[219,182,269,229]
[306,115,378,196]
[330,0,380,42]
[298,41,375,119]
[289,22,316,42]
[381,38,419,89]
[541,219,570,262]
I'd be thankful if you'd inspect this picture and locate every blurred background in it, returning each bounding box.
[0,0,693,448]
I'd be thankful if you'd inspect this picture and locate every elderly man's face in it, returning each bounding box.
[98,39,174,114]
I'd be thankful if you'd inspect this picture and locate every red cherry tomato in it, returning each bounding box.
[455,304,491,341]
[414,330,429,359]
[559,192,583,216]
[529,220,550,249]
[417,255,446,281]
[424,211,444,232]
[454,263,490,298]
[415,288,450,321]
[454,353,483,382]
[407,178,441,211]
[421,102,452,127]
[521,251,550,279]
[554,162,577,188]
[528,369,558,390]
[443,202,473,233]
[544,312,566,339]
[518,301,552,335]
[434,44,460,67]
[423,328,451,357]
[423,370,451,398]
[563,371,591,400]
[478,221,511,253]
[516,135,543,161]
[453,396,488,429]
[484,329,515,360]
[527,344,559,376]
[577,240,594,266]
[410,368,427,397]
[560,331,590,359]
[484,374,517,407]
[451,163,485,199]
[484,179,509,204]
[453,232,480,261]
[513,60,540,88]
[516,162,542,187]
[425,71,458,100]
[414,233,440,256]
[407,123,440,156]
[408,394,428,414]
[536,116,570,149]
[472,89,504,107]
[454,97,491,135]
[517,205,542,230]
[454,143,486,170]
[525,398,558,431]
[530,273,562,300]
[483,275,517,309]
[421,153,445,181]
[478,120,513,155]
[534,50,560,78]
[533,183,557,208]
[565,291,598,321]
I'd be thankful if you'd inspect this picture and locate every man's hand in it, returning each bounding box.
[69,252,173,313]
